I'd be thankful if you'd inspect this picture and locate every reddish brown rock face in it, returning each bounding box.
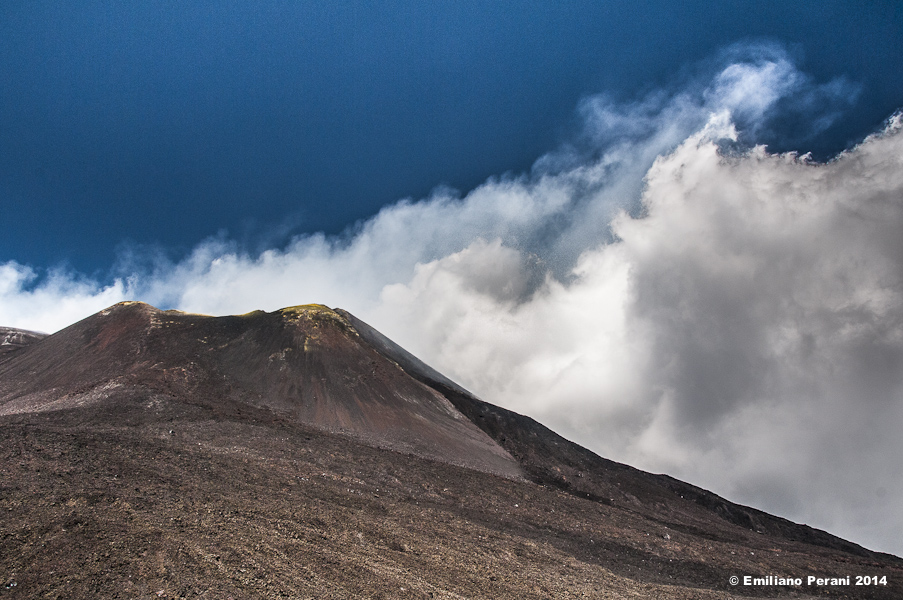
[0,302,522,480]
[1,302,900,599]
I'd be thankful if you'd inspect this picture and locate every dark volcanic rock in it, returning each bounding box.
[0,302,521,479]
[0,302,901,599]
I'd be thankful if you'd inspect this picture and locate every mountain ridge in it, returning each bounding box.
[341,306,892,560]
[1,301,900,599]
[0,301,523,480]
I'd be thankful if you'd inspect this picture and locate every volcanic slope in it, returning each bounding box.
[0,302,520,478]
[0,302,900,599]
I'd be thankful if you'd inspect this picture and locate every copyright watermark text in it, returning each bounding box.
[729,574,888,587]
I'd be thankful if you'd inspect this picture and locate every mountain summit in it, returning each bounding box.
[1,302,899,599]
[0,302,520,479]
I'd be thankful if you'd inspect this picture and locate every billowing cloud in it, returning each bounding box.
[1,45,900,555]
[0,261,128,333]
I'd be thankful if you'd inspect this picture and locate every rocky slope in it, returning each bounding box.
[0,302,900,599]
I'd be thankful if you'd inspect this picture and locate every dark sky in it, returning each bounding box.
[1,1,901,275]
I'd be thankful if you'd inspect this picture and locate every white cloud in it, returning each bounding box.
[370,112,903,554]
[0,261,128,333]
[2,47,901,555]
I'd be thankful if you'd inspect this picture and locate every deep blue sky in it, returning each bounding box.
[1,1,901,276]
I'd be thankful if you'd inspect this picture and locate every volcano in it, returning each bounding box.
[1,302,900,599]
